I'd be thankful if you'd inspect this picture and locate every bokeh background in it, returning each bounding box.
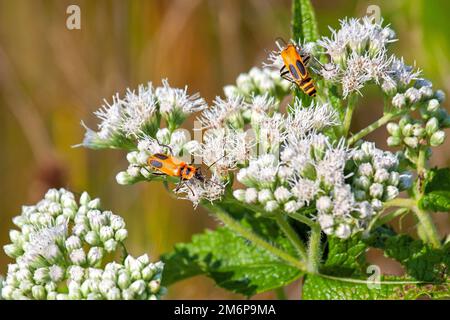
[0,0,449,299]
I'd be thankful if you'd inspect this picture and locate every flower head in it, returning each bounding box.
[2,189,165,300]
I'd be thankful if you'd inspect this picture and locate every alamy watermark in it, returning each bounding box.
[66,5,81,30]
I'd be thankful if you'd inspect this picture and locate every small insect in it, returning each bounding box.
[147,151,205,193]
[277,38,317,97]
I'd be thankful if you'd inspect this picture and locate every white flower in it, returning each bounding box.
[175,175,225,208]
[197,96,244,129]
[23,224,67,266]
[48,265,64,282]
[285,100,339,137]
[318,214,335,235]
[264,200,279,212]
[240,154,279,188]
[274,187,292,203]
[316,196,332,212]
[388,57,421,88]
[199,128,253,175]
[284,200,303,213]
[258,189,273,204]
[249,94,278,116]
[156,79,207,117]
[335,224,352,239]
[233,189,246,202]
[93,94,125,140]
[318,16,396,62]
[120,83,158,137]
[291,178,320,205]
[405,87,422,104]
[245,188,258,204]
[70,248,87,265]
[369,183,384,199]
[256,112,284,154]
[314,139,350,187]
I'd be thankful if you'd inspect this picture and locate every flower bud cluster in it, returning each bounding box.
[224,67,290,102]
[2,189,164,300]
[350,142,411,206]
[387,81,448,159]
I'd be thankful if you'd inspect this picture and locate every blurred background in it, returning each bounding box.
[0,0,449,299]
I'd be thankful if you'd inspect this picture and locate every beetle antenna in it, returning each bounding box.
[205,153,228,171]
[275,37,287,50]
[156,140,173,155]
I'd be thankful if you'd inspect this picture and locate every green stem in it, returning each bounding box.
[383,197,416,209]
[348,111,403,145]
[382,198,441,248]
[209,205,306,270]
[342,94,358,137]
[368,208,409,231]
[417,147,427,179]
[286,211,317,228]
[274,212,308,262]
[411,206,441,248]
[414,146,441,248]
[307,226,321,273]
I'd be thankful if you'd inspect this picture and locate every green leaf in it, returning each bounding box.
[322,236,368,277]
[291,0,319,104]
[291,0,319,43]
[366,231,450,283]
[303,274,450,300]
[419,168,450,212]
[420,191,450,212]
[161,227,302,296]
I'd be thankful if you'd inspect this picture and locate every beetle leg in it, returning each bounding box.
[302,55,310,65]
[281,74,295,83]
[175,176,186,191]
[280,70,290,77]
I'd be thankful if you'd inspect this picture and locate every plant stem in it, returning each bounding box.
[383,197,441,248]
[417,147,427,180]
[274,212,308,262]
[209,205,306,270]
[307,226,321,273]
[348,111,403,145]
[383,197,416,209]
[342,94,358,137]
[286,211,317,228]
[411,206,441,248]
[413,146,441,248]
[368,207,409,231]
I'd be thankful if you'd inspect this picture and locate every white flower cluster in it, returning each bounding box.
[350,141,411,207]
[234,133,408,238]
[2,188,164,300]
[198,93,280,131]
[175,174,226,208]
[314,16,449,159]
[387,81,449,158]
[317,17,399,97]
[116,128,200,185]
[82,79,207,149]
[223,67,290,102]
